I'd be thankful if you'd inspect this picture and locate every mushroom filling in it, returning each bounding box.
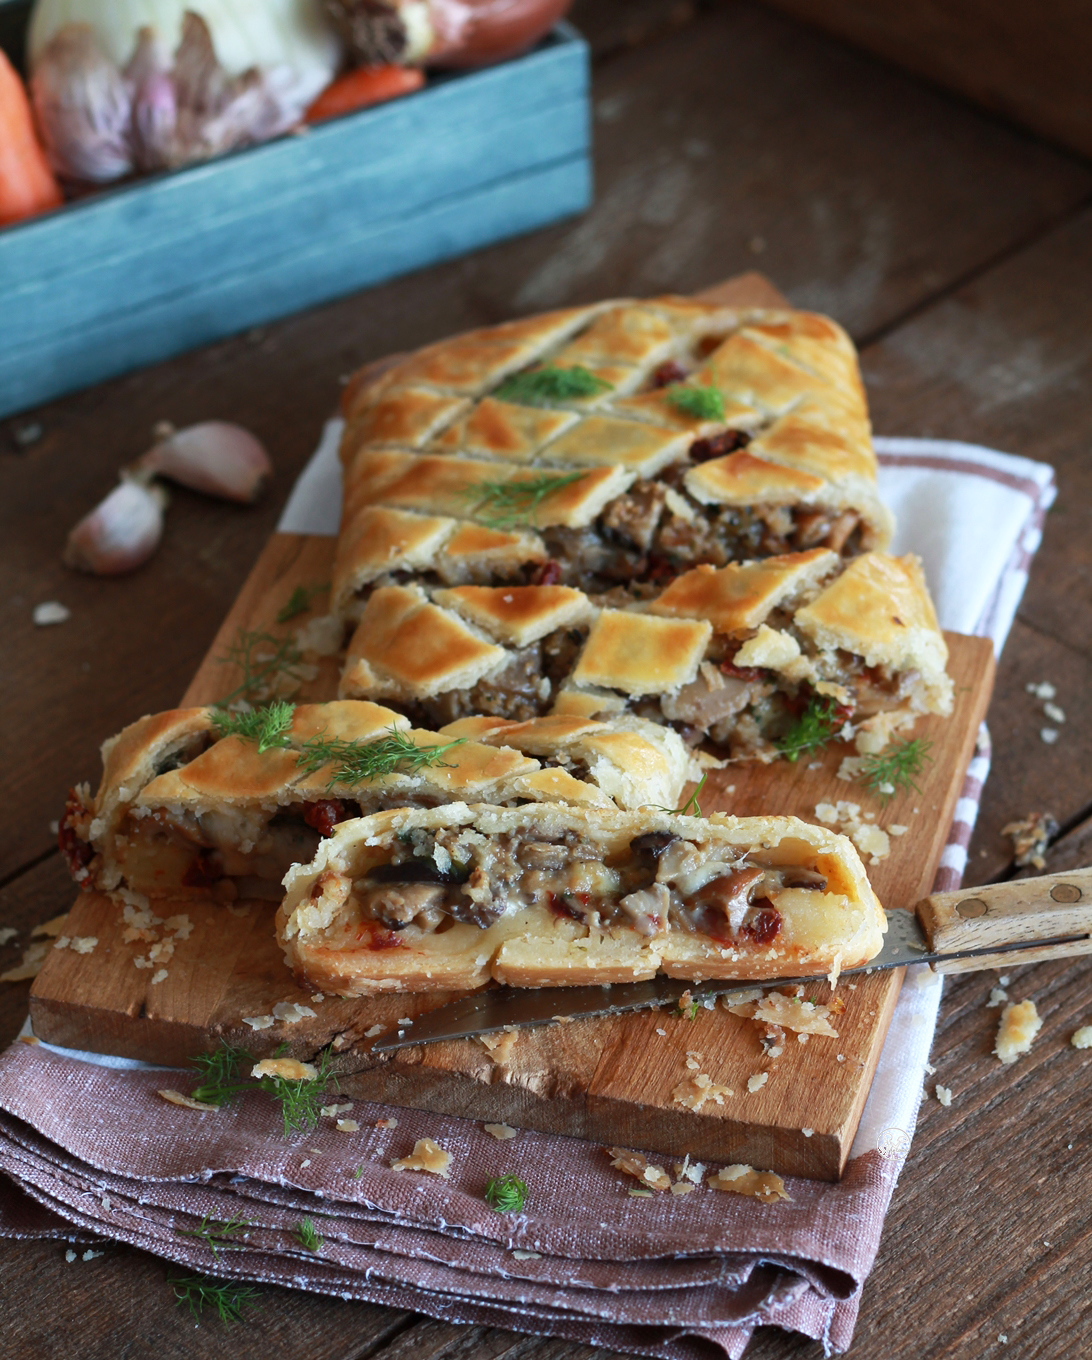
[346,828,828,944]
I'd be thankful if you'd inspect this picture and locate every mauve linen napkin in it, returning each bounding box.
[0,436,1055,1358]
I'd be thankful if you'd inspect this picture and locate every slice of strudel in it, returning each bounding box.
[277,803,886,994]
[59,700,695,902]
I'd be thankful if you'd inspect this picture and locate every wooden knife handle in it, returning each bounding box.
[916,867,1092,973]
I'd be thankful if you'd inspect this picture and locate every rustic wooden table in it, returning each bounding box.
[3,3,1091,1356]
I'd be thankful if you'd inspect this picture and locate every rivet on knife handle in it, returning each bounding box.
[916,867,1092,973]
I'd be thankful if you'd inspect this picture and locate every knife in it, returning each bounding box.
[372,867,1092,1052]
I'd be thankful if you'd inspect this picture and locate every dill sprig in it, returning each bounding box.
[652,773,707,818]
[666,385,725,422]
[494,364,612,406]
[210,700,296,754]
[190,1044,251,1107]
[177,1214,255,1260]
[484,1174,528,1212]
[294,1217,324,1252]
[461,471,588,530]
[186,1042,338,1137]
[216,628,309,706]
[169,1273,260,1326]
[277,583,329,624]
[857,737,933,804]
[295,727,466,788]
[255,1048,337,1137]
[777,695,841,762]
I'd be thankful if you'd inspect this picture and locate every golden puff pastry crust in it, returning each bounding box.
[332,298,893,617]
[61,700,696,901]
[277,803,887,995]
[338,552,952,760]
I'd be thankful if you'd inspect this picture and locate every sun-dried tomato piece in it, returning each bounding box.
[742,905,782,944]
[58,813,94,880]
[530,558,563,587]
[689,429,751,463]
[720,658,764,683]
[302,799,348,838]
[650,360,688,388]
[182,849,222,888]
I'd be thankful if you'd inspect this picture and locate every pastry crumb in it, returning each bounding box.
[935,1085,952,1106]
[608,1147,671,1191]
[1070,1026,1092,1049]
[673,1072,734,1110]
[336,1119,360,1133]
[986,986,1008,1009]
[670,1181,696,1196]
[1001,812,1057,870]
[391,1137,451,1177]
[813,800,891,863]
[251,1057,318,1081]
[321,1102,353,1117]
[158,1088,219,1112]
[708,1164,790,1204]
[484,1122,518,1140]
[376,1117,398,1129]
[364,1024,383,1038]
[150,968,168,984]
[802,1127,813,1138]
[34,601,70,626]
[512,1249,541,1259]
[0,939,52,982]
[747,1072,768,1093]
[272,1001,317,1024]
[242,1014,275,1030]
[994,1000,1042,1064]
[479,1029,518,1063]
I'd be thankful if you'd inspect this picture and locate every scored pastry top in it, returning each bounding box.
[332,298,894,619]
[339,550,953,761]
[60,699,698,897]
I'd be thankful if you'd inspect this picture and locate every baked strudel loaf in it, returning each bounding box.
[332,299,894,618]
[339,549,953,760]
[277,803,887,994]
[60,700,695,901]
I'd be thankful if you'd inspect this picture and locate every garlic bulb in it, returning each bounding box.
[136,420,272,502]
[29,0,341,180]
[64,479,167,575]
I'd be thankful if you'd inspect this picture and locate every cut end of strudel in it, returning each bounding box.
[332,299,894,618]
[277,804,887,995]
[59,701,696,901]
[339,549,953,762]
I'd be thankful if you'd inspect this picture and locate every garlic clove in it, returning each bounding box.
[137,421,272,503]
[64,480,166,576]
[31,24,133,183]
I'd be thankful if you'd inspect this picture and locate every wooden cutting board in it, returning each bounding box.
[28,273,995,1181]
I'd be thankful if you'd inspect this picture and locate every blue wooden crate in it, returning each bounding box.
[0,12,590,418]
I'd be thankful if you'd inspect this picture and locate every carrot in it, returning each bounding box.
[304,64,425,124]
[0,48,62,227]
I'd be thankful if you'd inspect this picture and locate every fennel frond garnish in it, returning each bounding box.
[777,695,842,762]
[176,1214,255,1260]
[295,728,466,787]
[210,700,296,753]
[494,364,612,406]
[215,628,309,706]
[856,737,933,803]
[169,1273,260,1326]
[293,1217,324,1252]
[185,1042,338,1137]
[652,772,707,818]
[665,385,725,422]
[484,1174,528,1212]
[277,583,329,624]
[460,471,588,530]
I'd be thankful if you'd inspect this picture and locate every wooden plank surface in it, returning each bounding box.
[3,0,1092,1353]
[760,0,1092,161]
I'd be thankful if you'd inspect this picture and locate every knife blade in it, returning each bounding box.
[372,866,1092,1053]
